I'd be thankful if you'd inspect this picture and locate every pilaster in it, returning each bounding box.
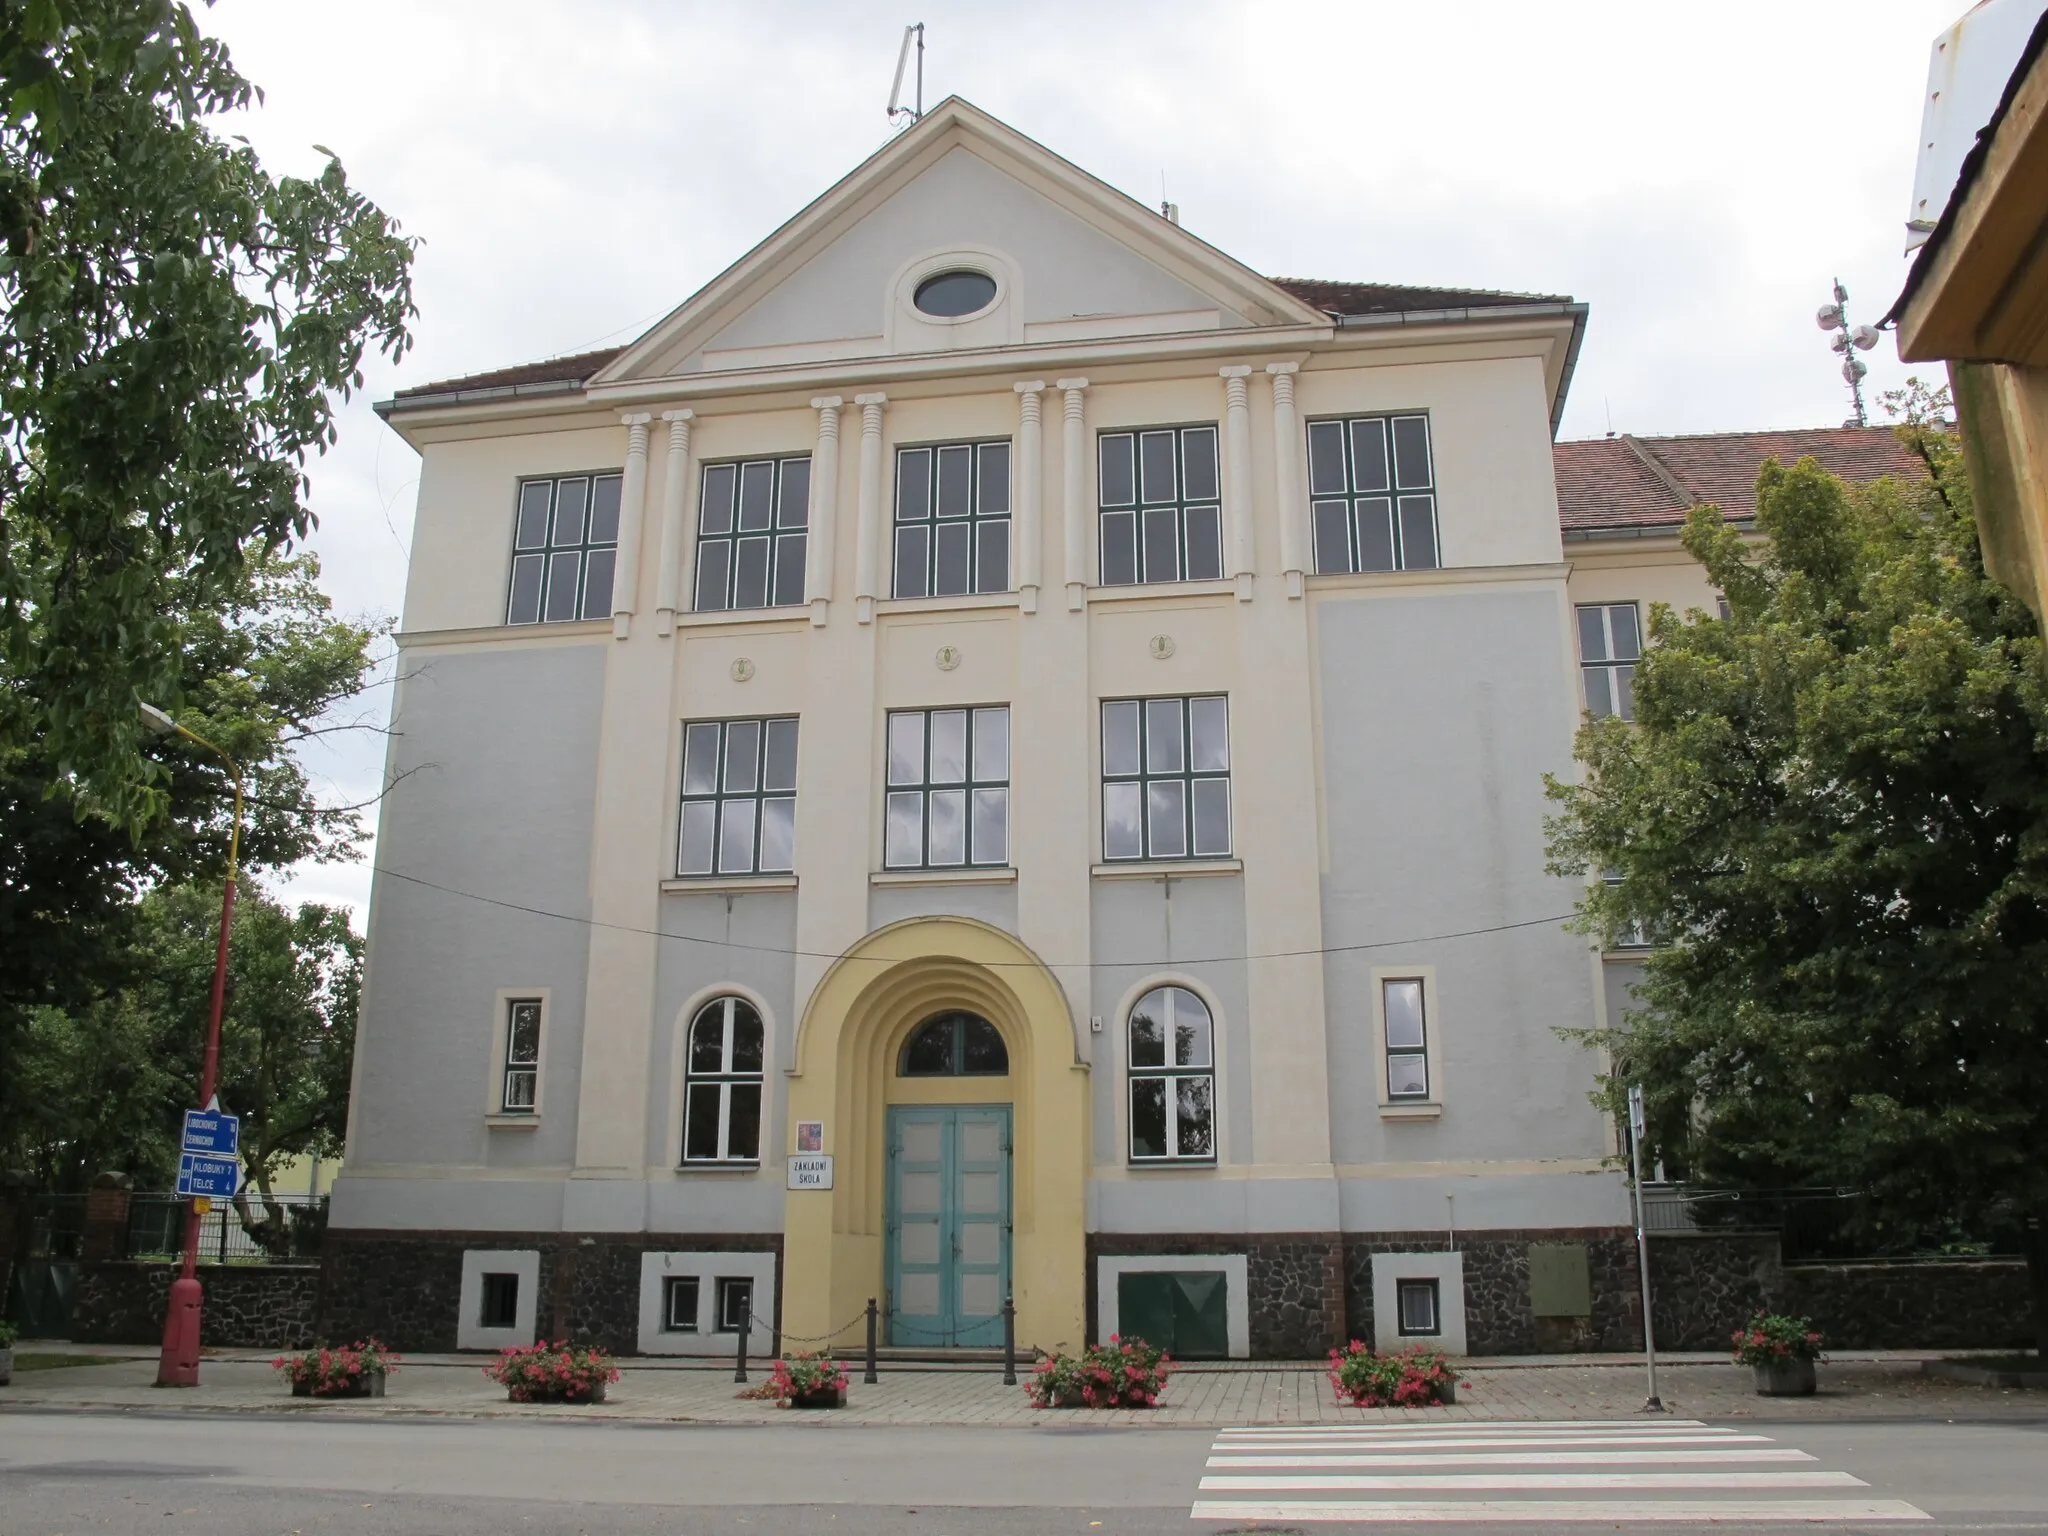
[1268,363,1307,599]
[1014,380,1045,613]
[1221,367,1255,602]
[1057,378,1090,611]
[806,396,843,628]
[611,414,653,639]
[853,392,888,624]
[654,410,693,636]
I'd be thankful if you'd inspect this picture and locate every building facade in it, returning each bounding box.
[334,99,1895,1360]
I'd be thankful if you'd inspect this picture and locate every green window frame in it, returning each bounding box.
[1307,413,1438,573]
[677,717,799,876]
[694,456,810,612]
[1577,602,1641,720]
[1097,424,1223,586]
[883,706,1010,869]
[892,440,1011,598]
[1127,985,1215,1163]
[507,472,623,624]
[1100,695,1231,861]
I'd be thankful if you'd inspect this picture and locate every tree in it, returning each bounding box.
[0,879,359,1216]
[0,0,414,830]
[0,544,383,1177]
[1545,418,2048,1349]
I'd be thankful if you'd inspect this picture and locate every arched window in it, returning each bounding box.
[897,1010,1009,1077]
[1128,986,1214,1162]
[683,996,765,1163]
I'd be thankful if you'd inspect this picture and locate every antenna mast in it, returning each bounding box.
[1815,278,1880,428]
[887,23,925,129]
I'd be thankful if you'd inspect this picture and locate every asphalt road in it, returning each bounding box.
[1,1410,2044,1534]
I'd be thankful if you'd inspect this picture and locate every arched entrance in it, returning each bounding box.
[781,917,1088,1355]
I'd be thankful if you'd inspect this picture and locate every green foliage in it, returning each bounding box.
[0,877,359,1192]
[1326,1341,1459,1406]
[0,0,414,829]
[1544,422,2048,1335]
[1731,1313,1824,1366]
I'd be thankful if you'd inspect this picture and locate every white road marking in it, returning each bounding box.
[1190,1498,1934,1523]
[1206,1448,1820,1468]
[1199,1471,1867,1492]
[1215,1419,1712,1434]
[1202,1434,1772,1452]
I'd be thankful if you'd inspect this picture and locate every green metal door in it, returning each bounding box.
[1114,1269,1230,1359]
[885,1105,1011,1347]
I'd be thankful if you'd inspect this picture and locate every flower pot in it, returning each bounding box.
[511,1381,607,1404]
[788,1385,845,1409]
[292,1372,386,1398]
[1753,1358,1816,1397]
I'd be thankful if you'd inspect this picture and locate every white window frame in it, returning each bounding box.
[636,1251,777,1356]
[883,705,1011,870]
[681,995,767,1166]
[1576,601,1642,720]
[1125,984,1218,1164]
[457,1249,540,1350]
[486,988,549,1125]
[1370,965,1442,1117]
[1369,1251,1467,1354]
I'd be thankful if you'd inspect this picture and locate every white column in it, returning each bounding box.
[1013,380,1045,614]
[805,396,843,628]
[654,409,693,636]
[610,413,653,639]
[1056,377,1089,611]
[1221,366,1255,601]
[853,392,887,624]
[1268,362,1306,599]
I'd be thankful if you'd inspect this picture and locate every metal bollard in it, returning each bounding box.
[733,1302,749,1384]
[864,1297,879,1385]
[1002,1293,1016,1386]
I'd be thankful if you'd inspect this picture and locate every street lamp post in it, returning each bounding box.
[140,703,244,1389]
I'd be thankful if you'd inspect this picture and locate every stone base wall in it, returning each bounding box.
[1085,1233,1343,1359]
[1342,1229,1642,1356]
[317,1230,783,1353]
[1648,1232,2034,1351]
[71,1262,320,1348]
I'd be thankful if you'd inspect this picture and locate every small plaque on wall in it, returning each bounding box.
[787,1154,834,1190]
[795,1120,824,1153]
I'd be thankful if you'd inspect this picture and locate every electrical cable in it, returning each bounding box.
[376,866,1582,971]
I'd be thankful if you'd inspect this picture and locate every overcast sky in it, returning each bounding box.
[205,0,1977,920]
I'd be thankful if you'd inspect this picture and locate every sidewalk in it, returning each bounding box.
[3,1346,2041,1427]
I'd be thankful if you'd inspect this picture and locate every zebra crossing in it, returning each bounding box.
[1190,1419,1930,1524]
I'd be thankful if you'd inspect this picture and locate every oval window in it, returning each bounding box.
[913,269,997,318]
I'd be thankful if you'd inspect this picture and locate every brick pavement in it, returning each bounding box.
[1,1352,2040,1427]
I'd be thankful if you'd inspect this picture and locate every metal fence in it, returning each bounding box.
[127,1193,328,1265]
[1640,1184,2018,1263]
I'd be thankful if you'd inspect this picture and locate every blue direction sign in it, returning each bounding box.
[176,1152,239,1199]
[182,1108,239,1157]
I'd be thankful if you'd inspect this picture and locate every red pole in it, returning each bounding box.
[156,752,241,1389]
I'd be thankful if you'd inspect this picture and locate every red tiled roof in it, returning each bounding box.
[384,280,1575,403]
[1555,426,1927,534]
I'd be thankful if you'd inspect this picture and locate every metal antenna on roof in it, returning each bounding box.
[887,23,925,130]
[1816,278,1880,427]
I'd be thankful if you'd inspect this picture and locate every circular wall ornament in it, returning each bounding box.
[935,644,961,672]
[1149,634,1177,660]
[730,657,755,682]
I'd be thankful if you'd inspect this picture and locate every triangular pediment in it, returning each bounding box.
[594,98,1325,384]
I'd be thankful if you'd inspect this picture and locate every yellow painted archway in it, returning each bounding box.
[781,916,1089,1355]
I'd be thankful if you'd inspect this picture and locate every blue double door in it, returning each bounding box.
[885,1105,1012,1348]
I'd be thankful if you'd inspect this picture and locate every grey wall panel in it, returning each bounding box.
[1315,591,1607,1170]
[1088,876,1250,1175]
[1337,1172,1631,1231]
[351,644,606,1181]
[868,881,1019,938]
[328,1176,569,1234]
[647,890,800,1162]
[1603,958,1649,1033]
[1090,1176,1340,1235]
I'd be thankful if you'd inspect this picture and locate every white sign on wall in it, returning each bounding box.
[787,1154,834,1190]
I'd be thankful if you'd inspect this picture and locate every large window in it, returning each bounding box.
[682,996,764,1164]
[500,998,541,1112]
[1382,978,1430,1100]
[1577,602,1641,720]
[678,718,798,877]
[1098,425,1223,586]
[884,706,1010,869]
[508,473,622,624]
[1101,696,1231,862]
[892,441,1011,598]
[1128,985,1215,1163]
[695,456,810,612]
[1307,414,1438,573]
